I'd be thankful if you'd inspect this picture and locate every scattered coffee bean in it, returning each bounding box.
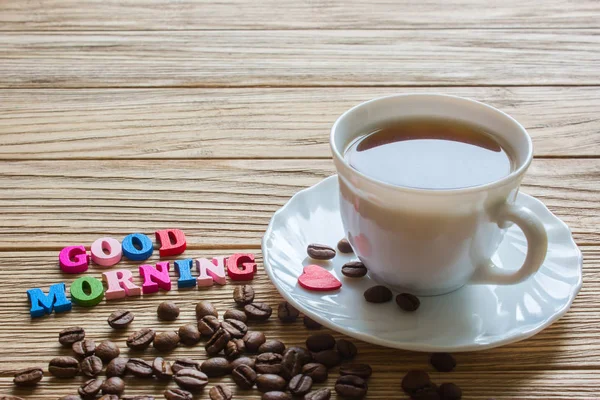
[106,357,128,377]
[153,331,180,352]
[196,300,218,319]
[243,331,266,352]
[302,363,328,383]
[341,261,368,278]
[126,358,154,378]
[401,370,433,395]
[307,243,336,260]
[209,384,233,400]
[396,293,421,312]
[172,358,202,373]
[311,349,340,368]
[222,318,248,338]
[107,309,134,329]
[206,327,231,356]
[179,323,201,346]
[337,238,353,253]
[255,352,283,374]
[257,374,287,392]
[232,364,257,389]
[174,368,209,392]
[278,301,300,322]
[225,338,246,359]
[127,328,155,350]
[412,385,440,400]
[201,357,232,377]
[364,285,393,303]
[306,333,336,352]
[439,383,462,400]
[152,357,173,380]
[262,392,291,400]
[49,356,80,378]
[101,376,125,395]
[431,352,456,372]
[81,355,103,377]
[288,374,313,396]
[59,327,85,346]
[157,301,180,321]
[281,347,311,380]
[259,339,286,354]
[303,316,322,330]
[233,285,255,306]
[231,356,255,370]
[198,315,221,337]
[340,363,372,379]
[164,388,193,400]
[13,367,43,386]
[304,388,332,400]
[336,339,358,360]
[224,308,248,322]
[95,340,120,362]
[78,378,103,398]
[72,339,96,358]
[244,302,273,321]
[335,375,368,399]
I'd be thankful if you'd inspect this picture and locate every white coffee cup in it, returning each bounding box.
[330,94,548,296]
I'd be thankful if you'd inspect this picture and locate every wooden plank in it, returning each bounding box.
[0,158,597,249]
[0,30,598,88]
[1,0,598,30]
[1,87,600,159]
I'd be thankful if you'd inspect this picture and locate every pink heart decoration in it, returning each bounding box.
[298,264,342,292]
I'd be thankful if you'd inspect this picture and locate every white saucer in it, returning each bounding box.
[262,175,582,352]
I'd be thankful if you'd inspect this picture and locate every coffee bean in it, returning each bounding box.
[225,338,246,359]
[72,339,96,358]
[222,319,248,338]
[59,327,85,346]
[209,384,233,400]
[341,261,367,278]
[78,378,103,398]
[396,293,420,312]
[256,374,287,392]
[206,327,231,356]
[277,301,299,322]
[174,368,209,392]
[196,300,218,319]
[95,340,120,362]
[107,309,134,329]
[127,328,155,350]
[364,285,393,303]
[81,355,103,377]
[336,339,358,360]
[304,388,332,400]
[255,352,283,374]
[106,357,128,377]
[153,331,180,352]
[430,353,456,372]
[152,357,173,380]
[335,375,368,399]
[412,385,440,400]
[172,358,201,373]
[262,392,291,400]
[101,376,125,395]
[233,285,255,306]
[288,374,313,396]
[306,333,336,352]
[337,238,353,253]
[157,301,180,321]
[311,349,340,368]
[303,316,322,330]
[401,370,432,395]
[224,308,248,322]
[126,358,153,378]
[439,383,462,400]
[198,315,221,337]
[244,302,273,321]
[307,243,336,260]
[302,363,328,383]
[13,367,43,386]
[281,347,311,380]
[258,339,286,354]
[232,364,257,389]
[179,323,201,346]
[49,356,80,378]
[99,395,119,400]
[164,388,193,400]
[243,331,266,353]
[201,357,232,377]
[340,363,372,379]
[231,356,255,370]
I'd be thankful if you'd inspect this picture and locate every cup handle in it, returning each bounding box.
[470,202,548,285]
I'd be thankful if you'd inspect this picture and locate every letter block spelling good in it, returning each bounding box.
[155,229,186,257]
[59,245,90,274]
[27,283,72,318]
[122,233,153,261]
[90,237,122,267]
[103,269,142,300]
[174,259,197,288]
[70,276,105,307]
[139,261,171,294]
[226,253,257,281]
[196,257,227,286]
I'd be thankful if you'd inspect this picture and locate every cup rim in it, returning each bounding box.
[330,93,533,196]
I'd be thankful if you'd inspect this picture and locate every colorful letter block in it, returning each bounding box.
[27,283,72,318]
[90,237,122,267]
[226,253,257,281]
[70,276,105,307]
[196,257,227,286]
[139,262,172,294]
[174,259,196,289]
[103,269,142,300]
[155,229,186,257]
[59,245,89,274]
[122,233,153,261]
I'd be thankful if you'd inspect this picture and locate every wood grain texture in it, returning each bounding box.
[0,158,598,249]
[1,30,599,88]
[1,0,599,30]
[1,87,600,159]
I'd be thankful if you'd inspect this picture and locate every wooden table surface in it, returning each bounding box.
[1,1,599,399]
